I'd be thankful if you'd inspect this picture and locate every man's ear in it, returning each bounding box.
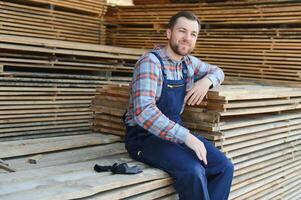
[166,28,171,40]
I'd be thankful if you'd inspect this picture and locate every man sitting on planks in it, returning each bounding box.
[123,11,233,200]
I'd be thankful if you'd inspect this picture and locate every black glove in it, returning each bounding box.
[94,163,142,174]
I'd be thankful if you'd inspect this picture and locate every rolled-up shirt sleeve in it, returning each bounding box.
[131,54,189,143]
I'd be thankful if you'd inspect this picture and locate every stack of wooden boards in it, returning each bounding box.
[92,84,301,200]
[105,0,301,87]
[24,0,107,16]
[0,34,144,140]
[0,133,177,199]
[0,0,145,142]
[91,85,129,136]
[0,34,144,72]
[0,71,96,139]
[184,85,301,199]
[0,0,107,44]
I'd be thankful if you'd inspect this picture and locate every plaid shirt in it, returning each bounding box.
[124,46,224,143]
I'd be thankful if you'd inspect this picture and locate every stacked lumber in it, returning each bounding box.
[183,85,301,199]
[0,83,129,140]
[0,133,176,199]
[107,1,301,26]
[92,84,301,199]
[106,3,197,26]
[105,0,301,86]
[91,85,129,136]
[0,34,144,74]
[0,34,143,140]
[196,28,301,87]
[0,71,111,140]
[24,0,107,16]
[0,0,106,44]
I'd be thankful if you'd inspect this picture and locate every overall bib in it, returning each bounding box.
[123,52,233,200]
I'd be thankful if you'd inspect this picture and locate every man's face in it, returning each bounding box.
[167,17,199,56]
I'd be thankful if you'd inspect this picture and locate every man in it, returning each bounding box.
[123,11,234,200]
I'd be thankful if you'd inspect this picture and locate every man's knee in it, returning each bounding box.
[223,159,234,177]
[177,163,206,183]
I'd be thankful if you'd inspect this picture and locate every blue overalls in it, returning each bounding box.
[123,52,234,200]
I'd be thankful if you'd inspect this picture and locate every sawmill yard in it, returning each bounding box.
[0,0,301,199]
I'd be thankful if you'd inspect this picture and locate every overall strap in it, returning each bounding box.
[150,51,188,79]
[150,51,166,77]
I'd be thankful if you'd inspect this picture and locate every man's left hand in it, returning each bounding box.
[184,77,212,106]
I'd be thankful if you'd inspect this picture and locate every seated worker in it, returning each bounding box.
[123,11,234,200]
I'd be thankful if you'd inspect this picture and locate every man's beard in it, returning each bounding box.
[170,39,194,56]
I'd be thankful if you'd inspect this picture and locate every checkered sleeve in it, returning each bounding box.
[190,56,225,87]
[131,54,189,143]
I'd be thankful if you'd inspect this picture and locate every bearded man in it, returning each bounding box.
[123,11,234,200]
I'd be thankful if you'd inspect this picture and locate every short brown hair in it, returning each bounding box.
[167,11,201,31]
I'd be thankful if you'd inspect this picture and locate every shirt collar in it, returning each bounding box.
[153,45,190,66]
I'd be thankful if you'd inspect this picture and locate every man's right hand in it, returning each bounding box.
[184,133,208,165]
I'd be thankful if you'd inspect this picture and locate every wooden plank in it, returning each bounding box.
[0,133,121,158]
[129,186,176,200]
[233,152,301,185]
[23,0,107,15]
[216,123,301,147]
[0,155,134,185]
[227,132,301,158]
[0,120,90,133]
[82,178,173,200]
[230,159,301,199]
[7,144,127,171]
[0,1,106,44]
[0,130,91,141]
[0,167,168,200]
[233,140,301,168]
[0,34,145,56]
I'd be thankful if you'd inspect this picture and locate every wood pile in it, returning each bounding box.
[105,0,301,86]
[197,28,301,87]
[24,0,107,16]
[0,133,177,199]
[107,0,301,26]
[183,85,301,199]
[92,84,301,199]
[92,85,129,136]
[0,0,208,198]
[0,34,144,73]
[0,0,106,44]
[0,34,144,140]
[0,71,110,140]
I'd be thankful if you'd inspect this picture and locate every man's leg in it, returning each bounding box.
[129,134,210,200]
[194,133,234,200]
